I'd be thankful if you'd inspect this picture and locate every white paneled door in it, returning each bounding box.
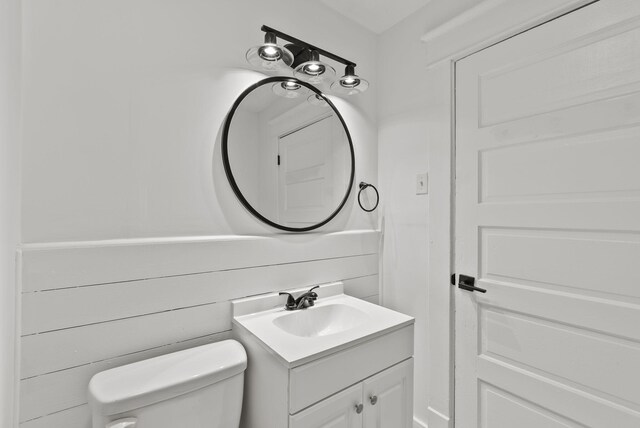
[278,116,334,226]
[455,1,640,427]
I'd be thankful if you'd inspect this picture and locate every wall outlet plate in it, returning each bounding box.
[416,173,428,195]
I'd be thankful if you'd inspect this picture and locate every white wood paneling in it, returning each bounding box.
[22,256,378,335]
[20,405,91,428]
[342,274,379,300]
[20,332,229,423]
[361,294,379,305]
[18,231,380,425]
[21,230,379,291]
[21,302,231,378]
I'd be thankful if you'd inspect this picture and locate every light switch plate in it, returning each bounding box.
[416,173,428,195]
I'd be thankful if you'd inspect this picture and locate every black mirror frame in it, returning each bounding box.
[221,76,355,232]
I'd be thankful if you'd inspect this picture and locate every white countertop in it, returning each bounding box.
[232,284,414,368]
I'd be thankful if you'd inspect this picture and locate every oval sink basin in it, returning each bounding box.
[272,303,369,337]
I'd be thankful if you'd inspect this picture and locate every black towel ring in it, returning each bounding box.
[358,182,379,212]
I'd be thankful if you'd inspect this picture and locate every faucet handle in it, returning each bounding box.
[297,297,314,309]
[307,285,320,300]
[279,292,296,310]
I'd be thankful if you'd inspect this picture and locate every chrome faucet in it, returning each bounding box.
[279,286,319,310]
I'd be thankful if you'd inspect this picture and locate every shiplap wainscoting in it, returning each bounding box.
[18,230,380,427]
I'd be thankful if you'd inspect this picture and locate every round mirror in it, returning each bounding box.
[222,77,355,232]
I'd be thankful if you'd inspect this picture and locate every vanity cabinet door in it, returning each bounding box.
[289,383,364,428]
[363,358,413,428]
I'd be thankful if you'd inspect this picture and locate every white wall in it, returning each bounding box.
[377,1,483,427]
[21,0,379,243]
[17,0,379,426]
[0,0,21,425]
[18,233,380,427]
[379,2,599,427]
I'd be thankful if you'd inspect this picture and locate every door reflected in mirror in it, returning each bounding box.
[222,77,354,231]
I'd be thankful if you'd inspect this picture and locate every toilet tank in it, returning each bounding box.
[89,340,247,428]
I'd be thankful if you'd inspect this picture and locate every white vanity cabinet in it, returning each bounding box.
[231,284,415,428]
[290,383,363,428]
[291,358,414,428]
[363,359,414,428]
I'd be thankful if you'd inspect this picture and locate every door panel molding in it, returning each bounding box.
[455,1,640,426]
[421,0,596,66]
[423,1,633,427]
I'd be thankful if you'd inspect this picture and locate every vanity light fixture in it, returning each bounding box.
[331,64,369,95]
[246,31,294,72]
[294,50,336,85]
[307,93,328,107]
[272,81,306,99]
[246,25,369,95]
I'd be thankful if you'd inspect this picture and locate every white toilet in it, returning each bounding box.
[88,340,247,428]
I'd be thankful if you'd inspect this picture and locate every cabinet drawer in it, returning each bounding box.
[289,325,414,414]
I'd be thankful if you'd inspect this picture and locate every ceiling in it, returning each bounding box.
[321,0,432,34]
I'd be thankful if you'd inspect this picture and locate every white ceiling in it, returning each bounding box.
[321,0,432,34]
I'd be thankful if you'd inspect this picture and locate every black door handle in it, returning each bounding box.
[457,274,487,293]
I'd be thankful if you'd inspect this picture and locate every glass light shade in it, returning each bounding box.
[246,32,294,73]
[272,81,308,99]
[307,93,328,107]
[331,65,369,95]
[294,50,335,84]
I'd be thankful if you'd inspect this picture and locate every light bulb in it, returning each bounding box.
[341,76,360,88]
[282,81,301,91]
[303,63,325,76]
[259,45,281,61]
[294,50,335,84]
[246,32,293,72]
[330,65,369,95]
[272,80,308,99]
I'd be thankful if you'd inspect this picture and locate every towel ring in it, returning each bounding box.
[358,182,379,212]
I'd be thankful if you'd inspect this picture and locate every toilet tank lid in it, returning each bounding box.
[88,340,247,416]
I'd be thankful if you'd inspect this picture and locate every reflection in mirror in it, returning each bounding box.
[223,78,354,231]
